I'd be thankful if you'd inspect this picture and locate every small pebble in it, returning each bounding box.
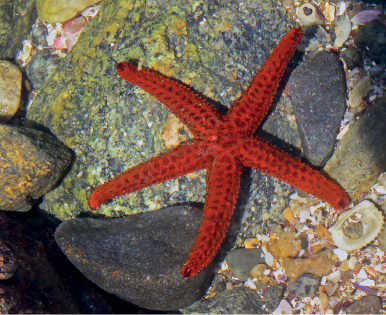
[288,273,320,298]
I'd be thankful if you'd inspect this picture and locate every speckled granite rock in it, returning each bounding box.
[55,206,213,311]
[36,0,101,23]
[181,287,264,314]
[0,0,37,59]
[324,96,386,201]
[264,284,285,311]
[26,0,295,222]
[345,295,382,314]
[0,125,71,211]
[225,248,265,281]
[355,20,386,67]
[289,51,346,167]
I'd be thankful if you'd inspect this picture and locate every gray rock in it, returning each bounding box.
[289,51,346,166]
[181,287,265,314]
[340,47,362,70]
[345,295,382,314]
[225,248,265,281]
[0,124,72,211]
[0,0,37,59]
[355,20,386,67]
[369,65,384,78]
[324,96,386,201]
[288,273,319,298]
[264,284,285,311]
[55,206,213,311]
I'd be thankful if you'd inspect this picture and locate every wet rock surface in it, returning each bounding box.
[26,0,295,222]
[345,295,382,314]
[289,51,346,166]
[324,96,386,200]
[340,47,362,70]
[0,0,37,59]
[264,284,285,311]
[355,20,386,68]
[288,273,319,298]
[181,286,264,314]
[36,0,101,23]
[0,125,71,211]
[55,206,213,311]
[225,248,265,281]
[0,211,80,313]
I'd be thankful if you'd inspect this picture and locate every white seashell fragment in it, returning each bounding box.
[351,10,381,25]
[334,248,348,261]
[334,15,351,48]
[348,76,373,108]
[273,300,293,315]
[296,3,323,26]
[329,200,384,251]
[359,279,375,287]
[324,2,335,22]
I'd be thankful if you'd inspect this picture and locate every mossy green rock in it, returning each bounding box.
[26,0,294,221]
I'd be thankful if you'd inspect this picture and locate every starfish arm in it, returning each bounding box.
[237,138,350,210]
[182,152,242,278]
[88,140,215,210]
[116,62,223,138]
[226,27,303,133]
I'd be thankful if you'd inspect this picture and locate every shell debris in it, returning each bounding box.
[329,200,384,252]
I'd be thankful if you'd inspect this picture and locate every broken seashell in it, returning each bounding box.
[351,9,381,25]
[348,75,373,109]
[334,15,351,48]
[296,3,324,26]
[329,200,384,251]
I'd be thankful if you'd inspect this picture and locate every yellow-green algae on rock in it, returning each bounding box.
[26,0,294,221]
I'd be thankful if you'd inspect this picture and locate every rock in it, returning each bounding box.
[26,0,295,222]
[324,96,386,201]
[0,242,17,280]
[297,24,331,52]
[267,231,302,258]
[0,125,71,211]
[288,273,319,298]
[0,61,22,122]
[340,47,362,70]
[0,0,37,59]
[369,65,384,78]
[355,20,386,67]
[264,284,285,311]
[225,248,265,281]
[345,295,382,314]
[0,212,80,313]
[36,0,102,23]
[181,287,264,314]
[55,206,213,311]
[289,51,346,166]
[282,250,335,279]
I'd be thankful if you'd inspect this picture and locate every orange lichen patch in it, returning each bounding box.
[282,250,335,278]
[110,270,121,275]
[315,225,334,242]
[282,207,296,223]
[267,231,302,258]
[161,113,193,149]
[244,238,260,248]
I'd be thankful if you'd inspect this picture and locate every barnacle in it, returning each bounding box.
[329,200,384,251]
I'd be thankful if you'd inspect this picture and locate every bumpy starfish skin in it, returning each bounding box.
[88,27,350,277]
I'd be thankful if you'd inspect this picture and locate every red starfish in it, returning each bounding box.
[88,27,349,278]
